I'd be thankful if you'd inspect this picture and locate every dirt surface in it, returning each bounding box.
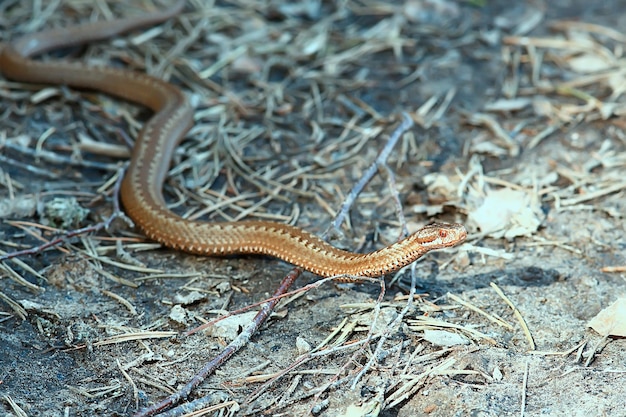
[1,1,626,416]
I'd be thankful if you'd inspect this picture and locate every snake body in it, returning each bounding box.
[0,1,466,278]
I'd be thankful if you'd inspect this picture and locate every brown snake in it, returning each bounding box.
[0,1,467,278]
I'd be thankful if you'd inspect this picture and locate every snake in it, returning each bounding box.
[0,1,467,278]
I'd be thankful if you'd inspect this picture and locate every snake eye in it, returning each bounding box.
[439,230,448,239]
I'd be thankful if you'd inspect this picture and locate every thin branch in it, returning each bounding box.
[132,268,301,417]
[328,113,414,235]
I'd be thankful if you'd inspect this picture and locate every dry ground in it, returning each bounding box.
[1,0,626,416]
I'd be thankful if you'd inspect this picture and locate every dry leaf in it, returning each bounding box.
[203,311,258,340]
[567,53,614,73]
[588,297,626,337]
[468,188,544,239]
[169,305,188,325]
[423,329,470,346]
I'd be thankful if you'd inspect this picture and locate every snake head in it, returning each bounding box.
[413,222,467,249]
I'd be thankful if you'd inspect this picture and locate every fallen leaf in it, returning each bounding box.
[588,297,626,337]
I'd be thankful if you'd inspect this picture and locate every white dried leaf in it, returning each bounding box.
[470,141,509,157]
[607,71,626,99]
[588,297,626,337]
[173,291,206,306]
[169,305,188,325]
[231,54,263,74]
[356,308,397,334]
[423,329,469,346]
[492,366,503,381]
[484,98,532,112]
[532,97,555,117]
[468,188,544,239]
[296,336,311,354]
[300,30,327,56]
[203,311,258,341]
[424,172,458,199]
[19,299,46,311]
[0,196,38,219]
[567,53,614,73]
